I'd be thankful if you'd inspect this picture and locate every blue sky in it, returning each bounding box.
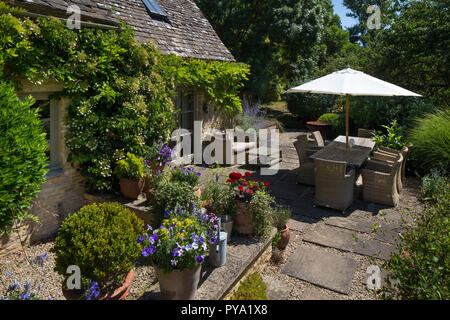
[331,0,358,29]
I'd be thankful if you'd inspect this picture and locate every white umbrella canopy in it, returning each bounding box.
[286,67,422,146]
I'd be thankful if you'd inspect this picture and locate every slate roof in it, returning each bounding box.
[8,0,235,61]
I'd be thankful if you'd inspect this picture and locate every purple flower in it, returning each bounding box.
[87,280,100,300]
[170,259,178,266]
[148,246,156,254]
[197,172,201,176]
[152,234,158,242]
[196,255,204,264]
[137,235,144,244]
[164,209,170,218]
[210,237,216,245]
[142,247,152,257]
[215,174,219,182]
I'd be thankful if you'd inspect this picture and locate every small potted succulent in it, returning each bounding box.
[272,205,292,250]
[138,205,218,300]
[52,202,143,300]
[226,172,270,236]
[114,152,145,199]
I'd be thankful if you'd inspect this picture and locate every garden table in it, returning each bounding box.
[310,135,375,168]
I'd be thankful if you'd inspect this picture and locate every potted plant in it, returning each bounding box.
[201,173,238,242]
[114,152,145,199]
[52,202,144,300]
[226,172,270,236]
[143,142,172,195]
[272,205,292,250]
[168,166,202,198]
[138,206,218,299]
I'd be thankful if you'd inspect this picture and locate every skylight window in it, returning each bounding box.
[142,0,167,19]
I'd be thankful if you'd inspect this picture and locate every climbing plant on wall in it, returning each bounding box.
[0,2,249,193]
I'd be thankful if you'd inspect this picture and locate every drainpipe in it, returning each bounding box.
[12,10,123,31]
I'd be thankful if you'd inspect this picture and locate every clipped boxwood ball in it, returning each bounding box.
[52,202,144,289]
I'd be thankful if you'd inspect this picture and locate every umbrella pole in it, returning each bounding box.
[345,94,349,147]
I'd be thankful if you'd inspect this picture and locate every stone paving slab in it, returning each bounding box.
[290,196,336,219]
[325,216,375,234]
[303,224,357,252]
[261,274,295,300]
[354,238,397,261]
[282,244,358,294]
[288,216,314,233]
[268,181,310,201]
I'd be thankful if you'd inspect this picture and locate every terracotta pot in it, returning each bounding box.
[232,202,253,236]
[194,186,202,199]
[276,224,290,250]
[154,264,201,300]
[62,269,134,300]
[120,178,144,200]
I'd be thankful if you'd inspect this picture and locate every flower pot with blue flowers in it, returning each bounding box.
[114,152,145,200]
[168,166,202,199]
[52,202,144,300]
[138,206,219,300]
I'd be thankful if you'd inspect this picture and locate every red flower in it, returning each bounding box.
[264,182,270,187]
[226,179,232,183]
[229,172,242,180]
[238,186,244,192]
[251,180,256,183]
[245,172,252,177]
[243,182,249,186]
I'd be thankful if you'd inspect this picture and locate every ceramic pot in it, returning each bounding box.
[62,269,134,300]
[120,178,144,200]
[232,202,253,236]
[276,224,290,250]
[154,264,201,300]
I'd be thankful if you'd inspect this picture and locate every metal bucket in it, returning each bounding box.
[220,215,233,243]
[209,231,227,267]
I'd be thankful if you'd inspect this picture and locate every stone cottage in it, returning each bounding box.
[4,0,236,246]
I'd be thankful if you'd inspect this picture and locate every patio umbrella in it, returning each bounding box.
[286,67,421,146]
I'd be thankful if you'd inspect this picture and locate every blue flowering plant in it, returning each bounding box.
[146,141,172,167]
[1,277,45,300]
[168,166,201,188]
[138,206,219,272]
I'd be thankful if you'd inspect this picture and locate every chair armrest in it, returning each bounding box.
[379,146,399,155]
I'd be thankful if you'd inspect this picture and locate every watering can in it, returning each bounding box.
[209,217,227,267]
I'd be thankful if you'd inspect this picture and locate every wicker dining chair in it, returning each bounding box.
[372,146,409,191]
[293,137,316,186]
[361,154,403,207]
[358,128,374,138]
[313,158,356,213]
[312,131,325,147]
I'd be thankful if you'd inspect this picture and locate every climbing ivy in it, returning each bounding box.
[0,2,249,192]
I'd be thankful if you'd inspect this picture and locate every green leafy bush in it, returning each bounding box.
[52,202,143,290]
[114,152,144,180]
[168,166,201,188]
[272,205,291,230]
[317,113,345,139]
[408,109,450,174]
[231,272,267,300]
[0,81,48,234]
[152,179,200,224]
[247,191,275,238]
[286,93,335,124]
[379,193,450,300]
[421,170,449,202]
[201,175,238,217]
[372,120,407,151]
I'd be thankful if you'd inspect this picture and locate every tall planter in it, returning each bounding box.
[232,202,253,236]
[276,225,290,250]
[154,264,201,300]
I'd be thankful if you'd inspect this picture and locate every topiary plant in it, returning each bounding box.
[0,81,49,234]
[52,202,143,291]
[114,152,144,180]
[317,113,345,139]
[231,272,267,300]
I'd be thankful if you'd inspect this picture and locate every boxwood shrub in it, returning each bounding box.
[317,113,345,139]
[52,202,143,290]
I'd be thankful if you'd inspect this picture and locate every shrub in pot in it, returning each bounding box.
[168,166,202,197]
[226,171,271,236]
[272,205,292,250]
[143,142,172,194]
[52,202,143,300]
[138,206,219,299]
[151,177,201,226]
[114,152,145,199]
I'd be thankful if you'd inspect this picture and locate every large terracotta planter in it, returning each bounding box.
[276,224,290,250]
[120,178,144,200]
[154,264,201,300]
[62,269,134,300]
[232,202,253,236]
